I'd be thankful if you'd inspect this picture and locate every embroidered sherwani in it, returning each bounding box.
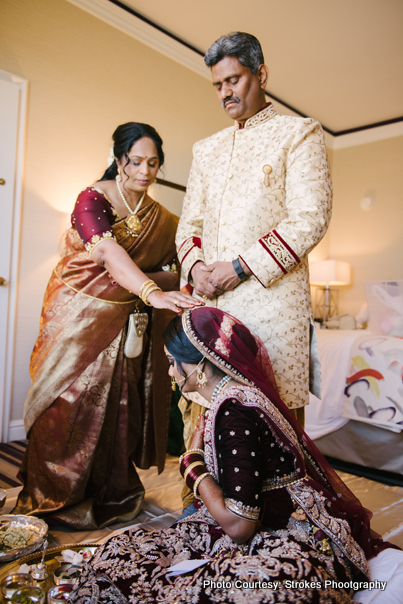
[177,104,332,411]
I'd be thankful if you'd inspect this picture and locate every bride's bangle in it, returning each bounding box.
[179,449,205,465]
[193,472,212,499]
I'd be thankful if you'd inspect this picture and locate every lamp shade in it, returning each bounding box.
[309,260,351,286]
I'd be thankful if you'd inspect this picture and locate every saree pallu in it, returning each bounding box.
[14,197,178,529]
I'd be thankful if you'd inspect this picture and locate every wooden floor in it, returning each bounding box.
[1,454,402,551]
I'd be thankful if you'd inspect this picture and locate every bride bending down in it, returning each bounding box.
[69,308,396,603]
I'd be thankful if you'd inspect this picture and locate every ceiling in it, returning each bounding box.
[118,0,403,134]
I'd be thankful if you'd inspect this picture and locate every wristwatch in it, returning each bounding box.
[232,258,248,280]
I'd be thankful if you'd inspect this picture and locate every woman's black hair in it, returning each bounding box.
[163,316,224,385]
[100,122,165,181]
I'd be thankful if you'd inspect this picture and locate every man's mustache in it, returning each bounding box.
[222,96,240,108]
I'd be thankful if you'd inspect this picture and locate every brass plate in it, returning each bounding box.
[0,543,97,595]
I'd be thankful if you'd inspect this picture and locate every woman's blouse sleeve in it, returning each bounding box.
[71,187,118,256]
[215,400,264,522]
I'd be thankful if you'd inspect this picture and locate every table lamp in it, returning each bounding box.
[309,260,351,321]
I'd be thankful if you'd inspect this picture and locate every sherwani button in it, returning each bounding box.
[218,299,226,306]
[263,164,273,186]
[219,245,226,251]
[228,173,233,178]
[222,218,227,225]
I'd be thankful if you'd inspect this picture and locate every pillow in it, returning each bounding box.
[364,281,403,336]
[356,303,368,329]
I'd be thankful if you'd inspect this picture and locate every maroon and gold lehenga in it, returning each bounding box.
[69,309,396,603]
[14,187,178,529]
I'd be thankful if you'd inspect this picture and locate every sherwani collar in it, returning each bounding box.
[236,102,277,130]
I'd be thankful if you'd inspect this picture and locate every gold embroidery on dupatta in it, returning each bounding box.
[262,472,305,492]
[288,481,369,576]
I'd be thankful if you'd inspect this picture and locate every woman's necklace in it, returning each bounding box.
[116,176,145,236]
[211,375,232,403]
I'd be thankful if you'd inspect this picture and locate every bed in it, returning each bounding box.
[305,327,403,478]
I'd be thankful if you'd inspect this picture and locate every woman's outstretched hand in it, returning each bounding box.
[189,413,205,450]
[147,290,204,313]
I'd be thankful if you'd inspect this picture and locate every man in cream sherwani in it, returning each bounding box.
[176,33,331,482]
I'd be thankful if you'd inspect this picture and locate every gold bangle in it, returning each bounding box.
[139,286,156,304]
[143,286,162,306]
[139,282,160,305]
[139,281,156,300]
[141,283,161,302]
[183,461,205,482]
[139,283,157,302]
[141,281,158,296]
[138,278,154,296]
[143,285,161,300]
[193,472,212,499]
[179,449,205,465]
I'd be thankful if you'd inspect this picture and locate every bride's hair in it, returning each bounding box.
[163,316,224,379]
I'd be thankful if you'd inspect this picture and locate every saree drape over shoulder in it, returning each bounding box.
[14,187,178,529]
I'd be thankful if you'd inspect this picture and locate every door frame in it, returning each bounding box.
[0,69,28,442]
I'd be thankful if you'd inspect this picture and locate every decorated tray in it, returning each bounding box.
[0,543,97,596]
[0,516,48,563]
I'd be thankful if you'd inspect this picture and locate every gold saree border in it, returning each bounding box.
[53,269,137,305]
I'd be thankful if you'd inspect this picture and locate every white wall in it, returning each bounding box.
[330,136,403,316]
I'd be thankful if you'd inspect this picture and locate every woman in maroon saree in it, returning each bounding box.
[14,123,199,530]
[69,307,397,603]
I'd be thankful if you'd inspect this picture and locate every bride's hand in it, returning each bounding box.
[147,290,204,313]
[189,413,205,451]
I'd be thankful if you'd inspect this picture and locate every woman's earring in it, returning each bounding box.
[171,376,177,391]
[196,369,208,388]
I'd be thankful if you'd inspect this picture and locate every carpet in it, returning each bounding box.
[0,440,27,488]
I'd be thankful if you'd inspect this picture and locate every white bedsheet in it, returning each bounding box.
[305,329,365,440]
[341,334,403,432]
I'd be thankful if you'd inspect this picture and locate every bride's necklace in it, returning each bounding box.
[211,375,232,403]
[116,176,145,237]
